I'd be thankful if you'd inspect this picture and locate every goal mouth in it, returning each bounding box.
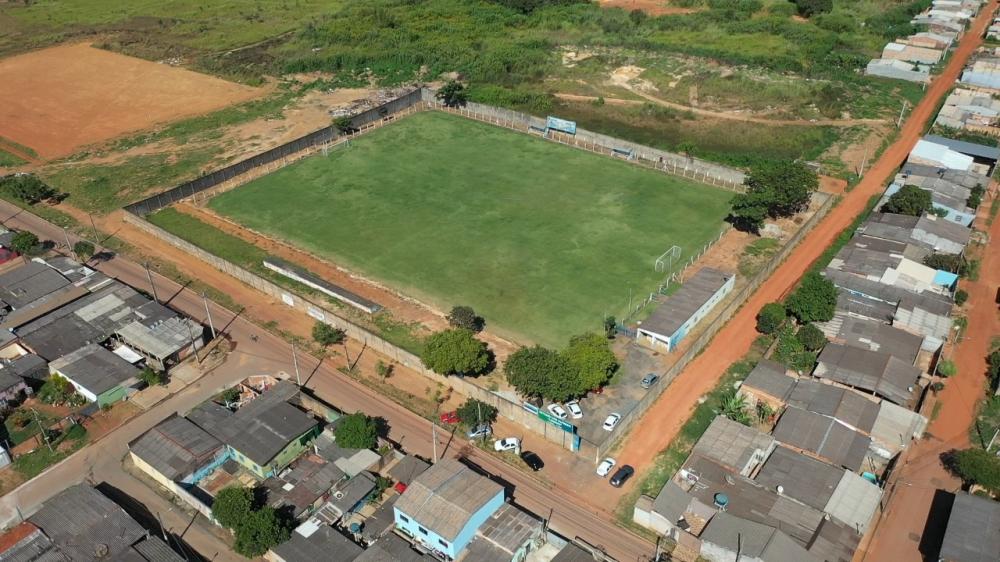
[654,245,682,273]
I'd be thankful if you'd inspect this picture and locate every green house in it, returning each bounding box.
[48,344,140,408]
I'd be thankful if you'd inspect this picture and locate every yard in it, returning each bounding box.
[203,111,733,346]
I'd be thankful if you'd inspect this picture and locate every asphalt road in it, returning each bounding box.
[0,201,657,561]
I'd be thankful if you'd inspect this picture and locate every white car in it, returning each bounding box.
[494,437,520,452]
[596,457,616,477]
[565,400,583,419]
[547,403,568,420]
[603,413,622,431]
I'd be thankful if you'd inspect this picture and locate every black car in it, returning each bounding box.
[521,451,544,471]
[609,465,634,487]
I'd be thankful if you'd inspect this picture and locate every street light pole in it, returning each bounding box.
[291,344,301,386]
[144,262,159,303]
[202,293,216,340]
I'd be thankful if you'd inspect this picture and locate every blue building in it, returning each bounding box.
[393,458,505,559]
[637,268,734,352]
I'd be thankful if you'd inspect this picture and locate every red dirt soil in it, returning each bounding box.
[0,43,263,159]
[599,0,702,15]
[611,0,998,493]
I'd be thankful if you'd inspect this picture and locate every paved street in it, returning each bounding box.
[0,200,656,561]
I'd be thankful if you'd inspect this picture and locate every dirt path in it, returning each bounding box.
[598,0,702,15]
[855,197,1000,561]
[554,93,891,127]
[611,0,998,493]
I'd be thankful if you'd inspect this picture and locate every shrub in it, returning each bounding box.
[456,398,498,427]
[421,328,490,376]
[447,305,484,332]
[937,359,957,378]
[334,412,379,449]
[797,323,827,351]
[786,272,838,323]
[0,175,58,204]
[793,0,832,17]
[72,241,95,262]
[312,322,345,346]
[138,367,165,387]
[756,302,787,334]
[954,289,968,306]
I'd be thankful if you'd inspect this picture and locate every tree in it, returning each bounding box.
[447,305,484,332]
[943,448,1000,494]
[967,184,985,209]
[882,185,933,216]
[729,161,818,232]
[793,0,832,17]
[332,115,354,134]
[334,412,378,449]
[10,231,39,255]
[0,174,58,205]
[505,345,575,402]
[727,191,770,233]
[924,253,968,276]
[212,486,253,530]
[233,506,291,558]
[375,360,393,382]
[72,240,95,262]
[936,359,957,377]
[138,367,165,387]
[456,398,498,428]
[756,302,787,334]
[38,375,77,405]
[797,323,827,351]
[436,81,468,108]
[719,389,752,426]
[312,322,345,346]
[421,328,489,376]
[603,315,617,339]
[954,289,968,306]
[786,272,838,323]
[988,349,1000,391]
[562,332,617,392]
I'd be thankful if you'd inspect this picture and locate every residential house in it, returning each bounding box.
[938,492,1000,562]
[354,534,434,562]
[894,291,955,349]
[393,457,505,559]
[128,414,227,492]
[869,400,928,456]
[813,344,923,406]
[738,360,795,411]
[935,88,1000,132]
[819,316,923,365]
[881,42,944,64]
[0,369,30,411]
[899,163,988,191]
[828,241,956,296]
[924,134,1000,171]
[771,408,871,470]
[699,512,820,562]
[960,58,1000,89]
[881,180,976,226]
[263,454,348,519]
[462,502,543,562]
[312,471,378,524]
[114,300,205,371]
[637,268,734,352]
[689,416,776,477]
[906,31,956,49]
[866,59,931,83]
[785,380,881,436]
[895,173,974,208]
[908,139,975,171]
[48,343,141,407]
[268,518,364,562]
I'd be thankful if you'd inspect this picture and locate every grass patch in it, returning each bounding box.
[3,410,57,446]
[11,436,87,480]
[973,396,1000,453]
[738,237,781,278]
[0,195,78,230]
[0,150,27,167]
[989,198,1000,226]
[208,111,733,347]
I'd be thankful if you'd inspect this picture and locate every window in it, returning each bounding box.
[398,514,410,523]
[418,526,429,536]
[438,539,449,548]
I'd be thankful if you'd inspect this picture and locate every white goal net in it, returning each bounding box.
[654,245,681,273]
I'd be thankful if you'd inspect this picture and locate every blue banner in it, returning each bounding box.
[546,116,577,135]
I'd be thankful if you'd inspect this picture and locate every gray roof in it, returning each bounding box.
[824,268,907,307]
[771,408,870,471]
[2,353,48,380]
[692,416,775,474]
[806,517,862,562]
[0,370,25,394]
[263,455,347,518]
[0,262,69,309]
[939,492,1000,562]
[700,512,819,562]
[129,536,184,562]
[29,485,146,561]
[116,302,203,360]
[900,163,989,189]
[49,343,140,396]
[861,213,971,254]
[897,290,954,317]
[814,344,921,406]
[129,415,223,481]
[651,481,694,524]
[640,268,732,338]
[924,134,1000,160]
[354,534,432,562]
[18,314,104,360]
[388,455,430,485]
[786,380,880,433]
[360,495,399,542]
[897,172,973,201]
[394,458,503,542]
[475,502,541,554]
[551,543,601,562]
[325,471,377,518]
[828,244,901,279]
[824,472,882,533]
[742,360,795,401]
[0,523,65,562]
[754,446,845,511]
[834,292,897,324]
[870,401,928,452]
[271,522,363,562]
[833,317,923,364]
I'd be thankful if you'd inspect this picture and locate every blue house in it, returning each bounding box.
[637,268,734,352]
[393,458,505,559]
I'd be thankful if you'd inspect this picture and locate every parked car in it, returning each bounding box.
[547,403,568,420]
[603,413,622,431]
[565,400,583,419]
[521,451,544,471]
[467,425,492,439]
[596,457,616,477]
[640,373,659,389]
[609,465,635,487]
[439,411,459,424]
[494,437,520,452]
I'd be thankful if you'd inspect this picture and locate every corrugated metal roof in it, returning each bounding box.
[772,408,870,471]
[700,512,819,562]
[870,401,928,453]
[824,472,881,533]
[394,458,503,542]
[814,344,921,406]
[692,416,775,475]
[834,317,922,364]
[742,360,795,402]
[49,343,140,396]
[29,485,146,561]
[786,380,880,434]
[910,139,975,171]
[939,493,1000,562]
[639,268,732,338]
[129,415,223,481]
[272,520,363,562]
[754,446,843,511]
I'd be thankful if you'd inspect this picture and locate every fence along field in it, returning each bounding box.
[197,109,733,347]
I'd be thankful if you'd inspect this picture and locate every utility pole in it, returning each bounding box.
[155,512,169,542]
[897,100,908,128]
[431,424,438,463]
[31,409,53,453]
[88,213,100,243]
[144,262,159,303]
[291,344,301,386]
[202,293,216,340]
[62,227,72,252]
[186,321,202,364]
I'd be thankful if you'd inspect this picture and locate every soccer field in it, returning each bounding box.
[208,111,733,347]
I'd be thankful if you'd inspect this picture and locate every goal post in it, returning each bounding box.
[654,245,681,273]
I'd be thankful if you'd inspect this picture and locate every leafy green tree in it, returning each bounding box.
[988,349,1000,390]
[936,359,957,378]
[882,185,933,216]
[447,305,484,332]
[797,323,827,351]
[375,360,393,382]
[562,332,617,392]
[967,185,985,209]
[756,302,787,334]
[312,322,345,346]
[719,389,752,426]
[436,81,468,108]
[10,231,39,255]
[786,272,838,323]
[0,175,58,204]
[334,412,378,449]
[332,115,354,134]
[729,161,817,232]
[504,345,575,401]
[456,398,498,427]
[954,289,968,306]
[233,506,291,558]
[212,486,254,530]
[421,328,489,376]
[794,0,832,17]
[72,240,95,262]
[603,315,617,339]
[138,367,165,387]
[944,448,1000,494]
[38,375,77,405]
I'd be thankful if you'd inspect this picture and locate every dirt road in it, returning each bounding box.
[554,93,890,127]
[856,200,1000,560]
[611,0,998,490]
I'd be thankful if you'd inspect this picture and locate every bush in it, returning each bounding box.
[10,231,39,256]
[73,241,95,262]
[0,175,58,204]
[421,329,490,376]
[955,289,968,306]
[773,326,803,363]
[793,0,831,17]
[756,302,787,334]
[447,305,484,332]
[786,272,837,323]
[456,398,498,427]
[38,375,79,406]
[334,412,378,449]
[312,322,345,346]
[797,323,827,351]
[138,367,165,387]
[944,448,1000,494]
[937,359,957,378]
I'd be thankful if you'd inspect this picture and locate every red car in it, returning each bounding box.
[439,411,459,424]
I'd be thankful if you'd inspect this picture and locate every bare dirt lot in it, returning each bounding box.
[0,43,264,159]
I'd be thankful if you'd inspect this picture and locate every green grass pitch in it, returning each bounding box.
[207,111,733,347]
